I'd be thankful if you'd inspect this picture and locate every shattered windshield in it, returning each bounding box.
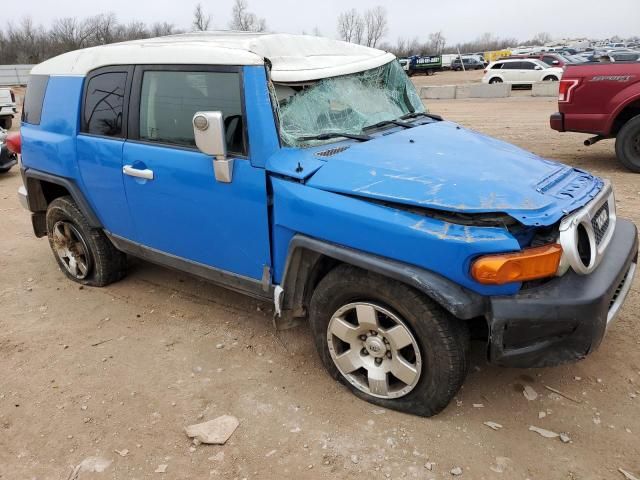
[274,60,425,147]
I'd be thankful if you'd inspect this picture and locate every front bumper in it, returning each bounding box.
[488,218,638,368]
[550,112,564,132]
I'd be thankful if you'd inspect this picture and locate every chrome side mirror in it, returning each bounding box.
[193,111,234,183]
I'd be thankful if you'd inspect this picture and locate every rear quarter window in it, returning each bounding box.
[83,70,128,137]
[21,75,50,125]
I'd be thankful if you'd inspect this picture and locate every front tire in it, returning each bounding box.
[309,264,469,417]
[615,115,640,173]
[46,196,127,286]
[489,77,503,84]
[543,75,559,82]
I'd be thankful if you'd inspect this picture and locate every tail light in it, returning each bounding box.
[10,89,15,103]
[558,79,580,103]
[5,132,21,154]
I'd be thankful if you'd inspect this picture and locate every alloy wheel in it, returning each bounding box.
[326,302,422,399]
[52,221,92,279]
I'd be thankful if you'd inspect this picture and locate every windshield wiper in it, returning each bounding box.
[400,112,443,122]
[295,132,372,142]
[363,119,415,131]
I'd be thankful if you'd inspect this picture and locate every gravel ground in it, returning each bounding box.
[0,81,639,480]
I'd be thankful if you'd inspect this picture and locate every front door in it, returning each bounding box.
[122,66,271,283]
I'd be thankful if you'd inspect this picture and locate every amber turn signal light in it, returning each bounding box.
[471,244,563,285]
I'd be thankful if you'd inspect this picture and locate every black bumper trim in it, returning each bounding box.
[488,219,638,368]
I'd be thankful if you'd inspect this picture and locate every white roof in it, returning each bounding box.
[31,31,396,82]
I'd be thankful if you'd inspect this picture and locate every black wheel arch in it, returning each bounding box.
[278,235,486,329]
[22,168,102,237]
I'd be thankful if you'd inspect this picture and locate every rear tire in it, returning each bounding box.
[615,115,640,173]
[543,75,559,81]
[46,196,127,286]
[309,264,469,417]
[489,77,503,84]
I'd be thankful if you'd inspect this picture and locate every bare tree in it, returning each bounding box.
[50,17,93,52]
[229,0,267,32]
[337,9,364,44]
[363,6,387,48]
[192,3,212,31]
[87,13,119,45]
[529,32,553,46]
[427,31,446,54]
[150,22,177,37]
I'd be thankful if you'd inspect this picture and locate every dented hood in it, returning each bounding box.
[303,121,603,227]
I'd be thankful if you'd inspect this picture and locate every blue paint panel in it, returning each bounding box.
[243,66,280,167]
[122,142,271,280]
[77,135,133,237]
[21,76,83,178]
[265,148,326,180]
[270,177,522,296]
[305,121,603,226]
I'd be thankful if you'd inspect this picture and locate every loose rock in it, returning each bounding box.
[350,454,359,464]
[523,385,538,401]
[155,464,168,473]
[483,421,503,431]
[619,468,640,480]
[450,466,463,476]
[185,415,239,445]
[114,449,129,457]
[529,425,560,439]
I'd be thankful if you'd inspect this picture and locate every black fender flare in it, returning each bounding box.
[280,235,487,323]
[22,168,102,229]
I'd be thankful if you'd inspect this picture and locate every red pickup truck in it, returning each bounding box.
[550,62,640,172]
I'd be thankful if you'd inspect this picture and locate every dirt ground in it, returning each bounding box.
[1,80,639,480]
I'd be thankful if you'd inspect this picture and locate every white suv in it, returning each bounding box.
[0,88,17,130]
[482,59,563,86]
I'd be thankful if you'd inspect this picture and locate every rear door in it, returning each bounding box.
[500,62,522,83]
[121,65,271,283]
[520,61,540,82]
[77,67,135,238]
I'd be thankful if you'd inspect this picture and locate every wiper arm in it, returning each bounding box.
[296,132,372,142]
[363,119,415,131]
[400,112,443,122]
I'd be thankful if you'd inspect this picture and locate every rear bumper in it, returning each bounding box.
[488,218,638,368]
[0,145,17,171]
[550,112,564,132]
[0,106,16,117]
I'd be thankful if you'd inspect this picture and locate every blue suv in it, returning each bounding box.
[16,33,638,416]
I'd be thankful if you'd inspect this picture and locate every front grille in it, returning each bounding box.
[591,202,610,245]
[315,146,350,157]
[609,266,631,311]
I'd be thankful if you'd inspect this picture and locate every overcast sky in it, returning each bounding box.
[9,0,640,44]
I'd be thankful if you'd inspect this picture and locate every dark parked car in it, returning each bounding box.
[451,57,484,71]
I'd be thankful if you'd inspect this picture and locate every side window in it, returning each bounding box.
[491,63,503,69]
[22,75,49,125]
[521,61,537,70]
[83,71,128,137]
[502,62,521,70]
[542,56,555,65]
[138,70,245,155]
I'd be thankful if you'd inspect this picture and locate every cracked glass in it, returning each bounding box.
[274,60,425,147]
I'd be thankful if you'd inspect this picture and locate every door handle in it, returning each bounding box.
[123,165,154,180]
